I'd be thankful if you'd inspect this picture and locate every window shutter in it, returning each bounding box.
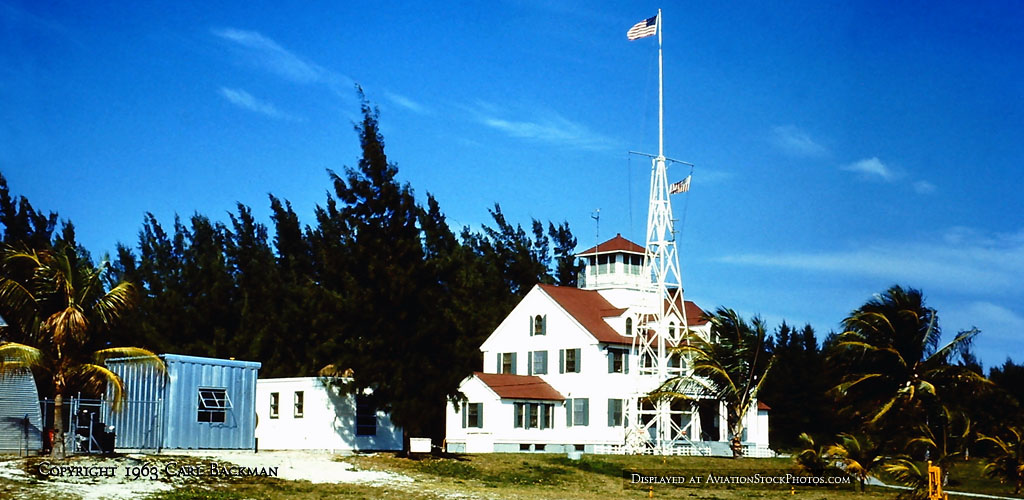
[511,352,517,375]
[462,402,467,428]
[624,352,630,374]
[582,399,589,426]
[607,349,614,373]
[559,349,565,374]
[574,348,582,372]
[477,403,483,428]
[527,351,534,375]
[497,353,502,373]
[607,399,614,427]
[541,315,547,335]
[529,315,533,336]
[565,399,573,427]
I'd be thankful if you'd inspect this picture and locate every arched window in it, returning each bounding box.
[534,315,545,336]
[625,317,633,336]
[668,322,676,338]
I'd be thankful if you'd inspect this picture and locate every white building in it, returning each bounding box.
[444,234,770,455]
[255,377,403,452]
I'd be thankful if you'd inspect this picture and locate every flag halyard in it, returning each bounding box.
[627,15,659,40]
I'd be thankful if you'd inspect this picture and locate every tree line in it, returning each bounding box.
[0,93,582,442]
[671,288,1024,495]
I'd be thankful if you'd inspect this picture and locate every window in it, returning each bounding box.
[669,322,676,338]
[566,398,589,427]
[355,395,377,436]
[514,402,553,429]
[530,315,546,336]
[597,255,608,274]
[608,399,623,427]
[293,391,304,418]
[197,388,230,423]
[269,392,279,418]
[630,255,643,274]
[607,348,628,374]
[498,352,517,374]
[462,402,483,428]
[625,317,633,336]
[542,403,553,429]
[560,348,581,373]
[528,351,548,375]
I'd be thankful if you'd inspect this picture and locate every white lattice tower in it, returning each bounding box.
[623,153,693,454]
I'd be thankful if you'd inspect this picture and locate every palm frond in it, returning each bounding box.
[71,363,129,411]
[91,281,137,328]
[44,305,89,345]
[927,327,980,365]
[832,372,885,396]
[0,276,41,336]
[93,347,165,374]
[0,342,42,376]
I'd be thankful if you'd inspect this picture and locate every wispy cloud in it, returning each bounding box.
[841,157,897,181]
[913,180,937,194]
[218,87,299,121]
[212,27,353,94]
[469,102,615,151]
[964,301,1024,335]
[717,228,1024,295]
[384,91,429,114]
[771,125,827,158]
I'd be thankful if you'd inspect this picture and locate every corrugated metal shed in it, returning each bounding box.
[0,369,43,454]
[107,354,261,450]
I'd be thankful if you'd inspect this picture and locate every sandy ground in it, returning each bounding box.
[0,450,413,500]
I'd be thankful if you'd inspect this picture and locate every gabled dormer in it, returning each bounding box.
[576,234,647,291]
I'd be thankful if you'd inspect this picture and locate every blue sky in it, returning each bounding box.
[2,1,1021,366]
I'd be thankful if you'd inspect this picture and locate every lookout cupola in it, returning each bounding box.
[576,234,648,291]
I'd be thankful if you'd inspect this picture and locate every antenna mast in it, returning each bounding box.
[625,9,696,455]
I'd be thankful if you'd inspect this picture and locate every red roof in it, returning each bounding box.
[539,284,708,344]
[672,296,709,326]
[474,372,565,401]
[538,284,632,345]
[577,234,646,256]
[758,401,771,411]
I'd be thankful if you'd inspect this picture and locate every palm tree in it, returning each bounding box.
[827,432,886,492]
[651,308,774,457]
[0,245,164,458]
[828,286,990,427]
[795,432,831,477]
[881,458,928,500]
[977,426,1024,494]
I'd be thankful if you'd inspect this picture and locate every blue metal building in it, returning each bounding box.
[106,354,260,450]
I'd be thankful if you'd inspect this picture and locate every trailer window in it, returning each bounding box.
[198,388,231,423]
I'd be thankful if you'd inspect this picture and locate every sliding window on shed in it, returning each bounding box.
[198,387,232,422]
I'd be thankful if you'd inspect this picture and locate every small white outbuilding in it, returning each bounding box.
[255,377,402,452]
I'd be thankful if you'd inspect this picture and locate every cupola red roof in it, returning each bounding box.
[576,234,646,256]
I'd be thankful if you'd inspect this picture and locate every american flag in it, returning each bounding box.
[627,15,658,41]
[669,175,691,194]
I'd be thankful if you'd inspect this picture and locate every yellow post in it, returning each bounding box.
[927,460,947,500]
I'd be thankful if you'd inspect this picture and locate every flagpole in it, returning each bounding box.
[657,8,664,159]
